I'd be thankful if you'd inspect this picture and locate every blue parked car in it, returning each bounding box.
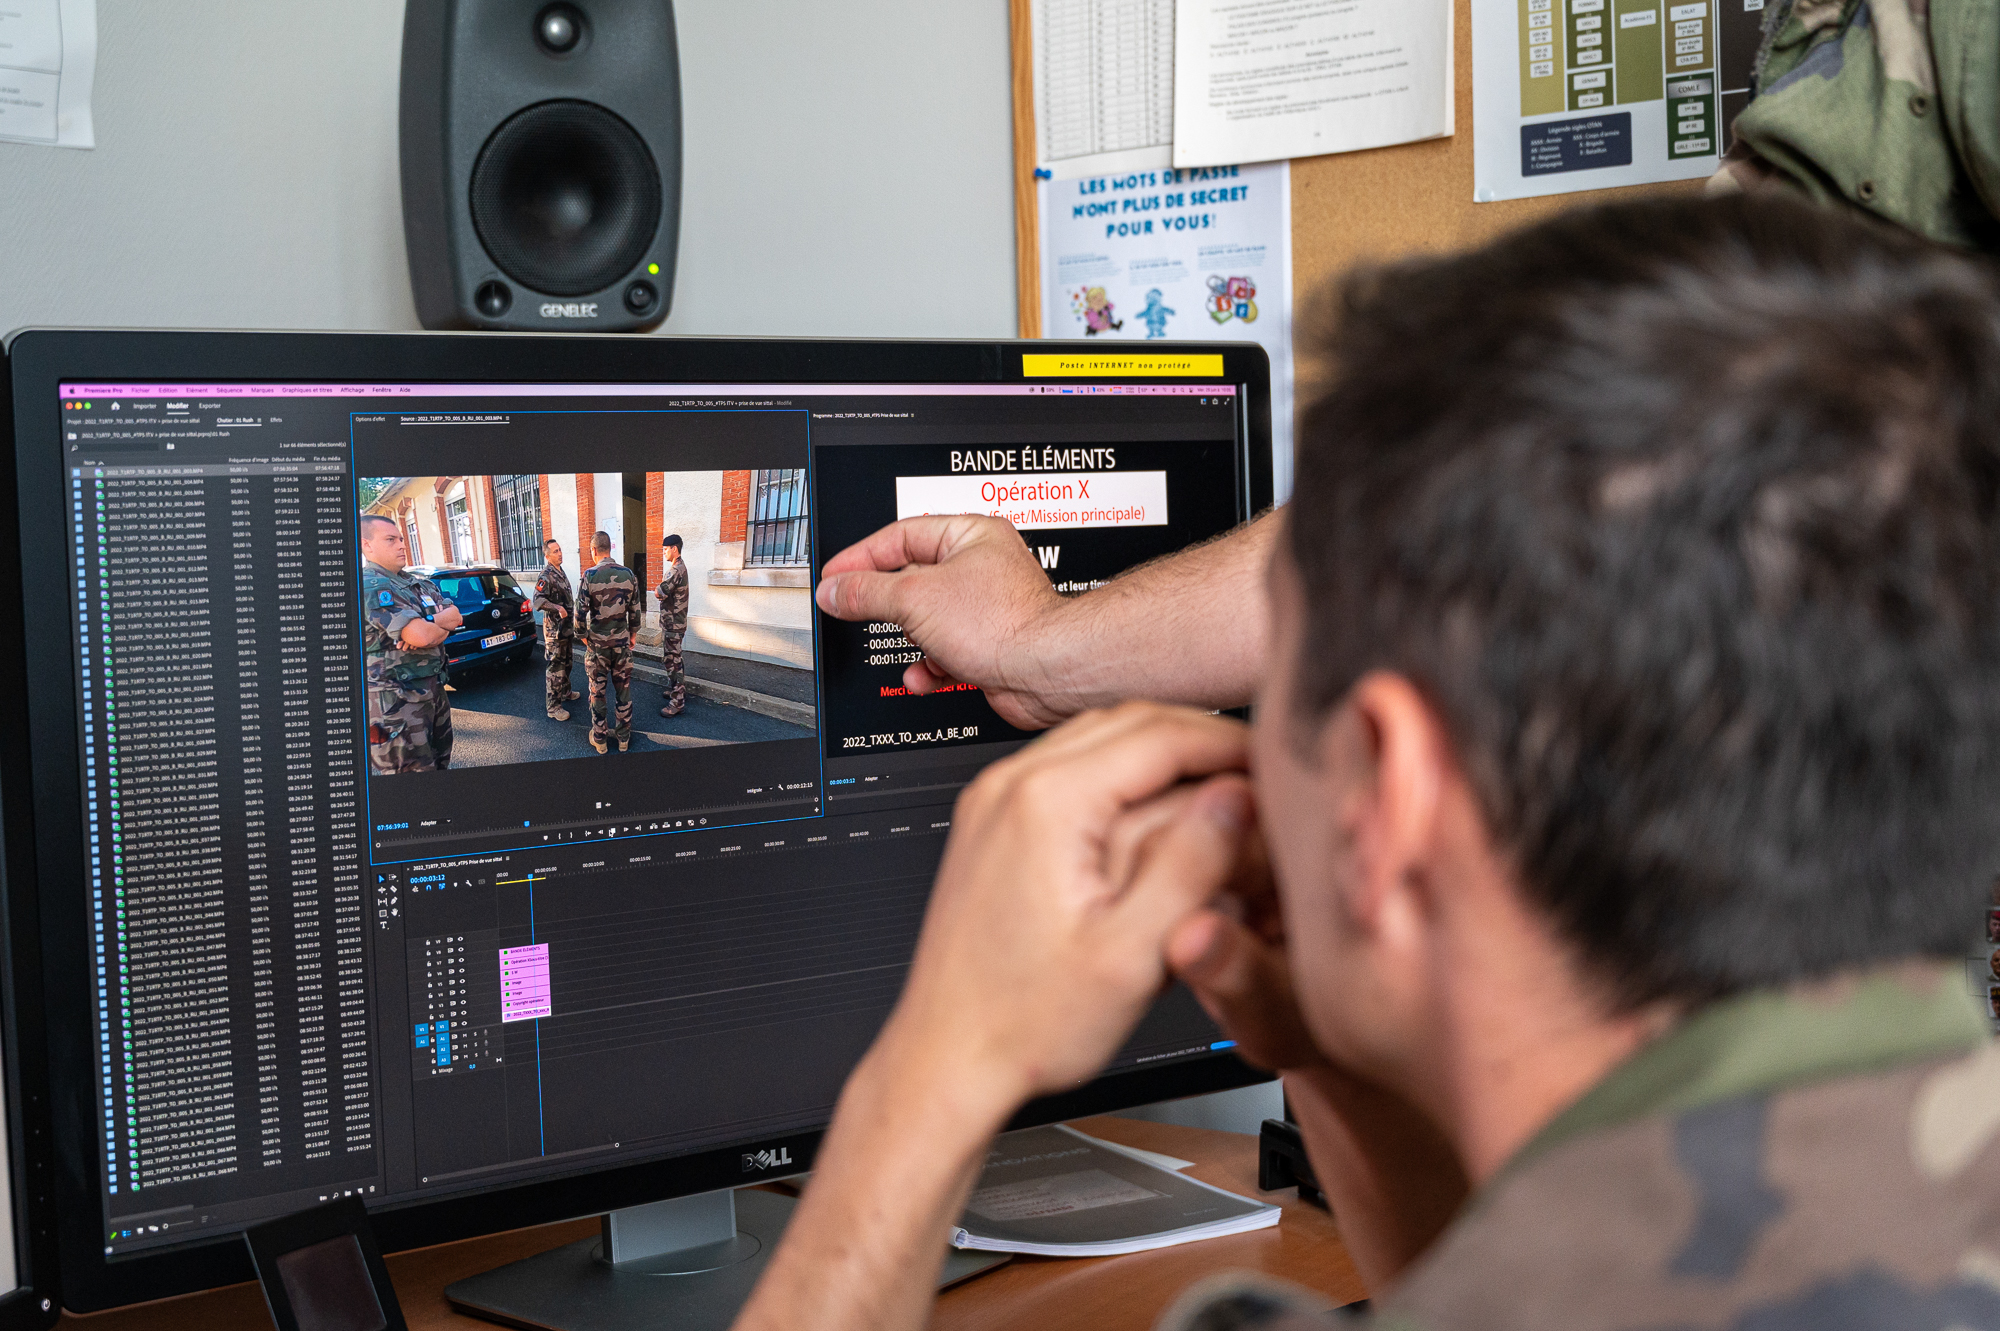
[407,562,537,673]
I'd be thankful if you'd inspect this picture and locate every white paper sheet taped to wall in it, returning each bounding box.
[1034,0,1178,180]
[1171,0,1454,168]
[895,471,1169,530]
[0,0,96,149]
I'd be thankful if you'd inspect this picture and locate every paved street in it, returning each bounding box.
[442,646,816,768]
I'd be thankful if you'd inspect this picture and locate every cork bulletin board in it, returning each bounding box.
[1009,0,1700,341]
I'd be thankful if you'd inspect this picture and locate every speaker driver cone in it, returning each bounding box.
[470,99,662,299]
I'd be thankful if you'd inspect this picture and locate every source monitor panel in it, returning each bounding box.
[55,376,1252,1257]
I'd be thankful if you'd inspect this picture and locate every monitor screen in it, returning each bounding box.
[50,372,1256,1261]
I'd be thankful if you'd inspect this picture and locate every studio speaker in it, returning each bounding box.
[400,0,682,332]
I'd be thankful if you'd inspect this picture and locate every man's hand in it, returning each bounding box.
[730,704,1257,1331]
[882,703,1256,1107]
[816,515,1071,728]
[815,511,1279,730]
[436,604,464,630]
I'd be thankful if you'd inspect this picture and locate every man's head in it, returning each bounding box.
[1257,195,2000,1086]
[592,530,612,557]
[662,533,682,564]
[545,537,563,567]
[359,515,406,572]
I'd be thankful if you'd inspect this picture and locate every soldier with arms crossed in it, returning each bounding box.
[534,537,582,721]
[359,515,463,773]
[580,529,639,753]
[735,195,2000,1331]
[657,532,690,718]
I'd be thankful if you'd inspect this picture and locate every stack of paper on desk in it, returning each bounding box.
[950,1124,1281,1257]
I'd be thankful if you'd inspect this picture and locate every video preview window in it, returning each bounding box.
[358,470,816,776]
[347,406,823,863]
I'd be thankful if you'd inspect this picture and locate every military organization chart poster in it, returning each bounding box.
[1472,0,1767,202]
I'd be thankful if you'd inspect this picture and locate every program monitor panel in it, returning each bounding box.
[55,377,1250,1259]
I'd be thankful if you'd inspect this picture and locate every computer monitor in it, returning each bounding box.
[5,331,1276,1316]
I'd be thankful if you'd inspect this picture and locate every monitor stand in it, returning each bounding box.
[444,1187,1009,1331]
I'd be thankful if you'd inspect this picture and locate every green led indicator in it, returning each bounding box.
[647,263,659,275]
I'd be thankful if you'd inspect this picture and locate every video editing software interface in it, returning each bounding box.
[58,376,1251,1256]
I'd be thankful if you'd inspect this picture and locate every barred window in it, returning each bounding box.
[494,474,544,570]
[444,484,472,564]
[747,469,809,566]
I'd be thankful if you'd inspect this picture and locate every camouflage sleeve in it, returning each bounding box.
[532,574,556,614]
[363,582,421,648]
[670,566,689,618]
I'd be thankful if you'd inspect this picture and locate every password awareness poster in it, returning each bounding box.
[1471,0,1766,203]
[1037,160,1295,502]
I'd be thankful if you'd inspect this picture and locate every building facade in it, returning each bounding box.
[363,471,813,672]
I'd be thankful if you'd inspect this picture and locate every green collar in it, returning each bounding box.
[1509,961,1989,1175]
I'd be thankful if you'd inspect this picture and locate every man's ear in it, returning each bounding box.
[1321,671,1449,939]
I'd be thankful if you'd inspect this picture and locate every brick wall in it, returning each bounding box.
[645,471,664,597]
[720,470,751,544]
[538,474,554,558]
[576,472,595,556]
[481,474,501,562]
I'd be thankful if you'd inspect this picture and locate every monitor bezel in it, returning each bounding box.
[7,329,1276,1312]
[0,351,62,1329]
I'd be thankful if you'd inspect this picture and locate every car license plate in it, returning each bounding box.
[480,630,517,649]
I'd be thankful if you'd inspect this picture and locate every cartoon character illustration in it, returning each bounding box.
[1139,289,1175,338]
[1075,286,1123,335]
[1206,274,1258,325]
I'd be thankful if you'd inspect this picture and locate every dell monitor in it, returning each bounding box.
[4,331,1275,1324]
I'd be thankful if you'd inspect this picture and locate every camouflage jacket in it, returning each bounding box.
[533,561,574,635]
[1170,961,2000,1331]
[360,559,445,683]
[1715,0,2000,250]
[579,558,638,647]
[657,558,689,631]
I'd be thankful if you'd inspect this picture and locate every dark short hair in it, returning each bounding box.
[662,533,682,549]
[359,514,397,537]
[592,529,612,553]
[544,537,561,549]
[1288,193,2000,1007]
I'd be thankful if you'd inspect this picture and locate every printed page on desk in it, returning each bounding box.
[951,1124,1279,1256]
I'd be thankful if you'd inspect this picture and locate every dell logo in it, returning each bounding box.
[539,302,599,319]
[741,1146,793,1173]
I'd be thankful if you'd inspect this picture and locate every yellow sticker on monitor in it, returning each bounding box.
[1021,353,1225,377]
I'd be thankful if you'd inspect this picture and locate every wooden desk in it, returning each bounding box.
[61,1117,1366,1331]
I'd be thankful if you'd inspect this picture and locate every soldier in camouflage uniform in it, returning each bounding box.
[723,198,2000,1331]
[358,515,463,774]
[579,530,638,753]
[1709,0,2000,253]
[657,533,690,717]
[533,537,582,721]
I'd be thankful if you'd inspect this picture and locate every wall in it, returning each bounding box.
[593,474,626,563]
[0,1,1019,340]
[653,470,813,669]
[545,474,579,567]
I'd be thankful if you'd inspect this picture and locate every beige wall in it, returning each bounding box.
[653,470,811,670]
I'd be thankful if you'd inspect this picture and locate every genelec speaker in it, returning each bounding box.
[400,0,682,332]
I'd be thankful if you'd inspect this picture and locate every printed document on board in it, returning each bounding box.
[1171,0,1453,168]
[0,0,95,148]
[1470,0,1764,202]
[1034,0,1179,180]
[1037,159,1296,501]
